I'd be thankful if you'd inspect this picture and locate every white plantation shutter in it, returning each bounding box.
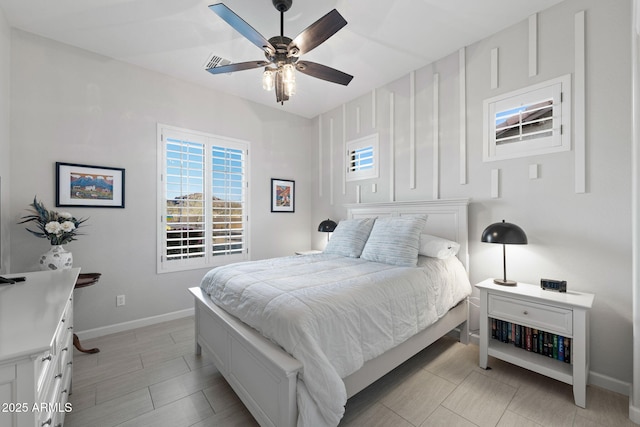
[211,145,246,256]
[346,134,379,182]
[164,136,206,261]
[158,125,249,273]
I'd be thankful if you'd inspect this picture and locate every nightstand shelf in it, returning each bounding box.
[487,338,573,384]
[476,279,594,408]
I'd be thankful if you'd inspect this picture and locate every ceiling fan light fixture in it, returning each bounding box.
[282,63,295,83]
[208,1,352,105]
[262,68,275,91]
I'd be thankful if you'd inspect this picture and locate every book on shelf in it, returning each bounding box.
[489,317,571,364]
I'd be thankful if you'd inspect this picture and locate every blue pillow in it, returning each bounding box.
[361,215,428,266]
[323,218,375,258]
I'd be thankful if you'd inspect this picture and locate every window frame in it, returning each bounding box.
[346,133,379,182]
[157,124,249,274]
[483,74,571,162]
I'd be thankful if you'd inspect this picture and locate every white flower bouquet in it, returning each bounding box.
[19,197,87,245]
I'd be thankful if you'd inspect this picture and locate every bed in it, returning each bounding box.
[189,199,470,427]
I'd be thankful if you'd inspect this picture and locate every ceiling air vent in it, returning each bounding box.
[204,53,231,70]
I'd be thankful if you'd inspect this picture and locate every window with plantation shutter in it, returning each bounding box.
[346,134,379,181]
[483,74,571,162]
[157,125,249,273]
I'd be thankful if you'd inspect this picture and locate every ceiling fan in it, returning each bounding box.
[206,0,353,104]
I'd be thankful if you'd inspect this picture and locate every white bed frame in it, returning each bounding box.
[189,199,470,427]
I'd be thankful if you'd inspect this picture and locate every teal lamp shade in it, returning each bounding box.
[481,220,528,286]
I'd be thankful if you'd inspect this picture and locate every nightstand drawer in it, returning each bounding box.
[488,294,573,336]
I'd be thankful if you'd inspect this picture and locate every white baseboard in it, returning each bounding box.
[466,333,631,397]
[75,308,195,340]
[629,396,640,424]
[589,370,631,396]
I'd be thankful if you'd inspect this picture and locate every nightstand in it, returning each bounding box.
[295,250,323,255]
[476,279,595,408]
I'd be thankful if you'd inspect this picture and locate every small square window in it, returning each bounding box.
[346,134,379,181]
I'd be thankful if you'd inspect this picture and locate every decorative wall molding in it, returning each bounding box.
[459,47,467,185]
[529,164,539,180]
[491,169,500,198]
[318,114,323,197]
[389,92,396,202]
[529,14,538,77]
[356,106,361,134]
[491,48,499,89]
[575,10,586,193]
[433,72,440,199]
[329,118,334,205]
[342,104,347,195]
[372,89,377,129]
[410,71,416,189]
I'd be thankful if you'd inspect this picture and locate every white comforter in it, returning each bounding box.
[200,253,471,426]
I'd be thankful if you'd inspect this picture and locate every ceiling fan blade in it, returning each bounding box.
[206,60,269,74]
[289,9,347,56]
[296,61,353,86]
[274,69,289,104]
[209,3,274,53]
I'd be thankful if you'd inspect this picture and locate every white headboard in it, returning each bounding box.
[345,199,470,271]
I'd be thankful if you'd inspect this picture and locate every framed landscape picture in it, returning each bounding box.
[56,162,125,208]
[271,178,294,213]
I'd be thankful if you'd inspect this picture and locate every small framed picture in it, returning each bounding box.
[56,162,125,208]
[271,178,295,213]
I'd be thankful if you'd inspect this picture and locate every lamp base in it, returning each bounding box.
[493,278,517,286]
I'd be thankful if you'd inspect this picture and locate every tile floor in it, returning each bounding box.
[65,317,636,427]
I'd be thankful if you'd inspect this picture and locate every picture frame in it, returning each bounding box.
[271,178,295,213]
[56,162,125,208]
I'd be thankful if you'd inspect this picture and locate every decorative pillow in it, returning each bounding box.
[323,218,375,258]
[419,234,460,259]
[360,215,428,267]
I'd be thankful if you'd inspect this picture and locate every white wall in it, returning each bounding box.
[8,30,314,332]
[312,0,633,390]
[0,8,10,274]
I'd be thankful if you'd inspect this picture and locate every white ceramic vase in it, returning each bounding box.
[39,245,73,271]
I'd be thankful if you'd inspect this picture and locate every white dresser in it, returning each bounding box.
[0,268,80,427]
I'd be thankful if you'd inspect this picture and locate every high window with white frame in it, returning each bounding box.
[483,74,571,162]
[157,124,249,273]
[346,133,379,181]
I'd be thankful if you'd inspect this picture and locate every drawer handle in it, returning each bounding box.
[523,310,529,315]
[67,326,73,331]
[41,418,52,426]
[61,347,69,352]
[67,361,73,366]
[42,355,52,362]
[61,318,65,323]
[61,388,68,394]
[55,373,63,379]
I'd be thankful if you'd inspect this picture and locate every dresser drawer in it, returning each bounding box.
[488,294,573,336]
[53,297,73,354]
[36,349,54,400]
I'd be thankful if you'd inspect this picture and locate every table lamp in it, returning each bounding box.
[481,220,528,286]
[318,219,337,241]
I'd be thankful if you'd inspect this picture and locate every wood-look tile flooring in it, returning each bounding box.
[66,317,635,427]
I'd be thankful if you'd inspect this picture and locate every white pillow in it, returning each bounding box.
[360,215,428,267]
[419,234,460,259]
[323,218,375,258]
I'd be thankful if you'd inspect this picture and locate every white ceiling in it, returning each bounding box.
[0,0,565,118]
